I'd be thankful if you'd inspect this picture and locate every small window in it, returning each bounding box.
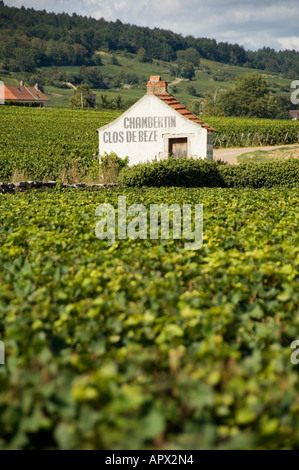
[17,88,22,92]
[36,94,41,98]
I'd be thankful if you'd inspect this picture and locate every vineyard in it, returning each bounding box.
[0,186,298,449]
[0,107,299,182]
[0,107,121,182]
[207,117,299,148]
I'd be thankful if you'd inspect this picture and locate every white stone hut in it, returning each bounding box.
[97,76,215,165]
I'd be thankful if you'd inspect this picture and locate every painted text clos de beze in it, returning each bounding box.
[103,115,177,144]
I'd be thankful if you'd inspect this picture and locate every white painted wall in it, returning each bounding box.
[98,94,212,165]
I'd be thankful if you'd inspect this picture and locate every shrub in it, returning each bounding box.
[118,158,299,188]
[219,159,299,188]
[100,152,129,183]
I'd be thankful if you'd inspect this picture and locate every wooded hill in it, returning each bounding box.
[1,1,299,77]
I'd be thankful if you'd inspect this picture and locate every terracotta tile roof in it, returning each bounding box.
[1,85,49,102]
[26,87,49,102]
[153,92,216,132]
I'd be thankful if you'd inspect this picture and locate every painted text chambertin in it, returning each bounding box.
[103,116,176,144]
[97,76,215,165]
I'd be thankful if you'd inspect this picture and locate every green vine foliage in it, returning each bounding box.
[0,187,298,449]
[206,117,299,148]
[0,107,122,182]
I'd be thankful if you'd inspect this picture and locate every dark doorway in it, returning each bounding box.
[168,138,188,158]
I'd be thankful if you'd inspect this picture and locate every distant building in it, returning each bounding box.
[97,76,215,165]
[0,82,50,105]
[289,110,299,120]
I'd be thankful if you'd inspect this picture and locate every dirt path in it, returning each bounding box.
[65,82,77,90]
[214,144,299,164]
[168,78,184,86]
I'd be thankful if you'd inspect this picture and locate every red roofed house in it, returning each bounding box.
[0,81,50,106]
[97,76,215,165]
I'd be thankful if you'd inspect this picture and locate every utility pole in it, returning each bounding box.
[81,92,83,109]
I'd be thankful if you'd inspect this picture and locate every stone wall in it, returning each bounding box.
[0,181,119,194]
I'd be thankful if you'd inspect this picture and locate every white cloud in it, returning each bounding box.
[4,0,299,51]
[277,37,299,51]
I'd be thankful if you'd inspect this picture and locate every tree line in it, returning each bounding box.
[1,1,299,76]
[203,74,293,119]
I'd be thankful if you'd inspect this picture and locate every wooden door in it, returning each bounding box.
[169,138,188,158]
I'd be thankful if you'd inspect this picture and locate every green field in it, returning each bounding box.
[0,186,298,449]
[1,107,299,183]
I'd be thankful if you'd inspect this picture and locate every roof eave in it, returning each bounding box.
[153,93,216,131]
[153,93,216,132]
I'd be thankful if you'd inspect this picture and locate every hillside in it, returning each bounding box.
[0,2,296,113]
[1,52,294,115]
[1,1,299,75]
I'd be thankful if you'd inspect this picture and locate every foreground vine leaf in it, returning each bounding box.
[0,186,298,449]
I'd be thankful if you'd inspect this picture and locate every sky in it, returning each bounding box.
[4,0,299,52]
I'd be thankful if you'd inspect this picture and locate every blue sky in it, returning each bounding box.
[4,0,299,52]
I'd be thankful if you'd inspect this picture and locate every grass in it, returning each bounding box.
[97,53,173,82]
[94,88,143,103]
[237,146,299,163]
[44,86,73,107]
